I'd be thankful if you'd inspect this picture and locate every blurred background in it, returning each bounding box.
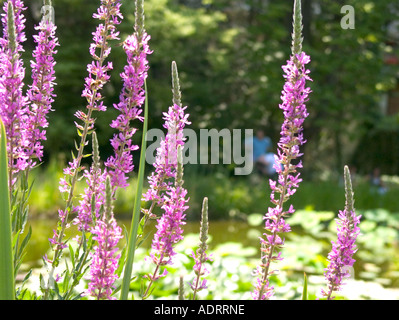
[3,0,399,299]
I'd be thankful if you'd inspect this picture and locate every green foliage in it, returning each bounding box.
[12,0,398,177]
[306,0,399,174]
[3,0,399,300]
[0,120,15,300]
[120,80,149,300]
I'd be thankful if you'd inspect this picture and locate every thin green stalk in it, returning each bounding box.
[302,272,308,300]
[178,275,184,300]
[0,119,15,300]
[192,197,209,300]
[120,80,148,300]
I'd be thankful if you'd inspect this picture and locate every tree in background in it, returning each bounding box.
[3,0,398,177]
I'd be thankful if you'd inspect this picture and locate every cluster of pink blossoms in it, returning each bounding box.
[79,0,152,300]
[59,0,122,194]
[321,209,361,298]
[149,186,189,269]
[105,31,152,190]
[55,0,123,250]
[321,167,361,300]
[74,159,106,233]
[0,0,27,180]
[85,176,123,300]
[143,104,190,205]
[252,51,312,300]
[144,103,190,281]
[87,214,122,299]
[0,0,58,190]
[24,20,59,168]
[86,216,122,299]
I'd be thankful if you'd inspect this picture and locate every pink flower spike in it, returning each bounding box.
[104,30,152,190]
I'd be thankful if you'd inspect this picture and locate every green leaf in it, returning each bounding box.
[14,226,32,276]
[69,244,75,268]
[302,272,308,300]
[119,80,149,300]
[0,119,15,300]
[116,247,127,278]
[136,231,151,249]
[16,268,32,300]
[18,226,31,259]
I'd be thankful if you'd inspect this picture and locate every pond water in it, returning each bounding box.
[22,218,260,265]
[21,215,399,294]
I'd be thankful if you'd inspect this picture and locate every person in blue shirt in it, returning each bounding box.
[252,129,279,177]
[253,129,271,162]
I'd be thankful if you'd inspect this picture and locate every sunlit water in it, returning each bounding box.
[20,217,399,291]
[21,218,259,265]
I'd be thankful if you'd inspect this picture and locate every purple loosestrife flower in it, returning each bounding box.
[59,0,122,197]
[0,0,25,50]
[73,132,106,232]
[143,181,189,299]
[252,0,311,300]
[321,166,361,300]
[86,175,122,300]
[142,61,187,209]
[50,0,123,264]
[0,0,27,186]
[82,0,122,113]
[147,184,188,269]
[23,18,58,169]
[143,68,190,297]
[104,27,152,190]
[143,103,190,206]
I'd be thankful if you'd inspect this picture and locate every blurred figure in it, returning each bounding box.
[369,167,387,195]
[252,129,279,178]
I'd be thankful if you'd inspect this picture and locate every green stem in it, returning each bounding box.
[143,264,160,299]
[0,119,15,300]
[119,81,148,300]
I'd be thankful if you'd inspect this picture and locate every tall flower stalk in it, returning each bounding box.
[321,166,361,300]
[45,0,122,297]
[0,0,58,289]
[142,61,185,213]
[60,132,106,300]
[190,197,212,300]
[0,0,29,285]
[23,3,58,171]
[118,0,152,300]
[104,0,151,191]
[142,62,190,297]
[70,1,150,299]
[86,175,122,300]
[138,61,186,247]
[143,144,189,299]
[0,0,27,193]
[252,0,312,300]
